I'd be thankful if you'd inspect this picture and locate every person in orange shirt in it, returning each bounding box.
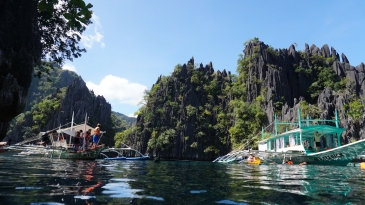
[91,124,101,148]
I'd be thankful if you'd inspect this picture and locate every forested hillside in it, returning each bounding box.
[6,65,78,142]
[112,111,136,132]
[25,64,79,112]
[6,66,133,145]
[118,39,365,160]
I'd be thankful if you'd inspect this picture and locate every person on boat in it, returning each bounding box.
[41,132,50,147]
[314,131,321,152]
[51,130,58,142]
[92,124,101,148]
[74,130,82,151]
[248,154,254,162]
[85,128,92,149]
[300,162,307,166]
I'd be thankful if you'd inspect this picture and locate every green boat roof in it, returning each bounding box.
[259,124,345,143]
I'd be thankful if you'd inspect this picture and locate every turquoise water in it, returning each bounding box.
[0,153,364,205]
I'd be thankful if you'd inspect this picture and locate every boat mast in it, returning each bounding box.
[83,113,87,150]
[69,112,74,145]
[274,114,278,136]
[261,126,264,140]
[335,109,341,146]
[298,108,302,144]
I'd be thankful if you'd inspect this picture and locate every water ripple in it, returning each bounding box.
[0,154,364,204]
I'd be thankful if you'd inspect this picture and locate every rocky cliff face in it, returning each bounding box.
[131,41,365,160]
[6,77,114,145]
[128,58,232,160]
[45,77,114,145]
[243,41,364,143]
[45,78,112,129]
[0,0,41,140]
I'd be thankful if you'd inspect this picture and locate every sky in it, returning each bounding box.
[62,0,365,117]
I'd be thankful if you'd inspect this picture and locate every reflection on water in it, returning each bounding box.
[0,153,364,204]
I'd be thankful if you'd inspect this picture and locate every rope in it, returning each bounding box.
[232,121,275,153]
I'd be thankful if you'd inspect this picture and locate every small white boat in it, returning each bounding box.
[100,144,149,160]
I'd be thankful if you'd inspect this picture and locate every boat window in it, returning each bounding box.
[270,140,275,150]
[303,140,309,148]
[289,135,295,147]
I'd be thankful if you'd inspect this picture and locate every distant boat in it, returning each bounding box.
[214,109,365,166]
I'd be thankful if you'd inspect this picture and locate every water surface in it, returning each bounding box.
[0,153,364,204]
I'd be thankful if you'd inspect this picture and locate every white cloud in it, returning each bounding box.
[81,14,105,49]
[86,75,147,106]
[128,113,137,118]
[62,64,77,72]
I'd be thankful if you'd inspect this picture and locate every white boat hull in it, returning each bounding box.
[262,138,365,165]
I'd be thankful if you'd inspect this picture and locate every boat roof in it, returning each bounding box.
[42,123,105,137]
[57,124,95,135]
[258,124,345,144]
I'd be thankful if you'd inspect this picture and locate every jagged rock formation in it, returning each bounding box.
[45,78,112,130]
[6,77,114,145]
[6,68,79,143]
[45,77,114,145]
[130,40,365,160]
[0,0,41,140]
[127,58,232,160]
[242,40,364,143]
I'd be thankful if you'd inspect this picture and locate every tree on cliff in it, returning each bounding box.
[37,0,93,76]
[0,0,93,140]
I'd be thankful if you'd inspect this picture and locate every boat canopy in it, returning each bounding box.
[57,124,94,136]
[258,124,345,144]
[41,123,105,137]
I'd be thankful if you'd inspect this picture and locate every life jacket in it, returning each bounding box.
[94,127,100,135]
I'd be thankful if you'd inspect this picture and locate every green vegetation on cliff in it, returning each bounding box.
[120,39,360,160]
[7,65,135,144]
[7,66,79,139]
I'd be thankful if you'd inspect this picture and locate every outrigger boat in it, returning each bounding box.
[258,109,365,165]
[10,112,106,160]
[46,113,107,160]
[215,109,365,166]
[100,144,149,160]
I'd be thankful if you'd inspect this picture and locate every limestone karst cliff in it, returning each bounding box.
[242,40,364,143]
[124,58,233,160]
[0,0,41,140]
[125,40,365,160]
[44,77,115,145]
[6,71,114,146]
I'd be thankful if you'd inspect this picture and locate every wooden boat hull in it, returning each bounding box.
[50,145,106,160]
[263,138,365,165]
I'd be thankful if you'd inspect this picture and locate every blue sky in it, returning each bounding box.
[62,0,365,117]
